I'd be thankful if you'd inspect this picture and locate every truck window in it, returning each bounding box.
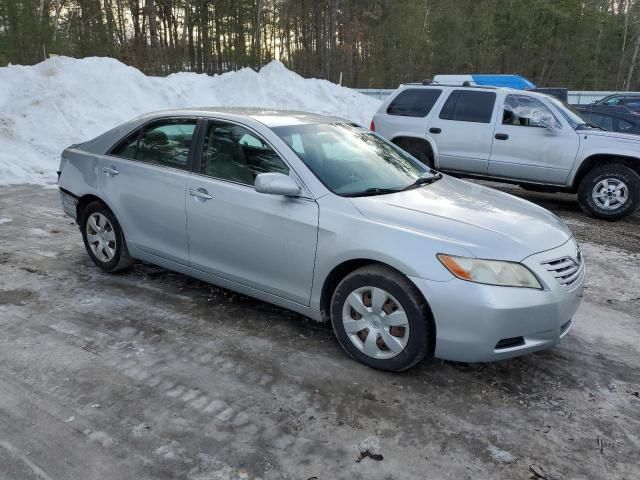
[502,94,561,128]
[439,90,496,123]
[386,89,442,117]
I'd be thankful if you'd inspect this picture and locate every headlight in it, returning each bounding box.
[437,254,542,289]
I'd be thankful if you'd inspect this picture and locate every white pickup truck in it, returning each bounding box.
[371,83,640,220]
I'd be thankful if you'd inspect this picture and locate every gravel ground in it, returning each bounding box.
[0,184,639,480]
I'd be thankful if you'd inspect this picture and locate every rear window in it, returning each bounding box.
[386,88,442,117]
[439,90,496,123]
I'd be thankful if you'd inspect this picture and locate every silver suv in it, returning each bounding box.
[372,84,640,220]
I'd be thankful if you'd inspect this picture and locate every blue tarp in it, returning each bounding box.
[471,75,536,90]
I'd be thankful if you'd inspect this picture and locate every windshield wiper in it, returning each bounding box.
[343,187,403,197]
[342,172,443,197]
[401,172,443,190]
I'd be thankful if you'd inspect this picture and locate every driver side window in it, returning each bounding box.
[502,94,560,128]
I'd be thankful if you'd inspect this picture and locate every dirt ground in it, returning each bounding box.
[0,183,639,480]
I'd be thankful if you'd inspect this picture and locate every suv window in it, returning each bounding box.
[618,117,635,131]
[588,113,614,131]
[502,94,560,128]
[386,88,442,117]
[601,96,622,106]
[200,121,289,185]
[110,119,197,171]
[439,90,496,123]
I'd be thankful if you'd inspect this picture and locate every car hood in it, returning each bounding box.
[349,176,572,261]
[582,129,640,144]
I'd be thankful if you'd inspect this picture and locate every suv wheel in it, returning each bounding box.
[393,138,434,168]
[577,164,640,220]
[80,201,134,272]
[330,265,435,371]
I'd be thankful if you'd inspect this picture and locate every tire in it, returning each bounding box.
[577,164,640,220]
[80,201,134,272]
[330,265,435,372]
[394,138,434,168]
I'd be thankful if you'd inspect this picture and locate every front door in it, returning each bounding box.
[99,117,198,264]
[489,94,580,184]
[186,119,319,306]
[430,89,498,174]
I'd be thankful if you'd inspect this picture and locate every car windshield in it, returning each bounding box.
[548,97,593,129]
[272,123,439,196]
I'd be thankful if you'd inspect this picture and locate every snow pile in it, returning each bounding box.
[0,56,380,185]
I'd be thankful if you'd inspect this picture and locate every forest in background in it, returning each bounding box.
[2,0,640,90]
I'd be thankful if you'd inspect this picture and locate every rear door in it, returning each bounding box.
[429,89,497,174]
[185,119,319,306]
[489,94,579,184]
[99,117,199,264]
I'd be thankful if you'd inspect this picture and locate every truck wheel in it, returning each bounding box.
[577,164,640,220]
[393,138,434,168]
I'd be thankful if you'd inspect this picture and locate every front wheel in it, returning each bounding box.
[330,265,435,371]
[577,164,640,220]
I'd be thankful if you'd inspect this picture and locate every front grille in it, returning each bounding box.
[541,255,584,287]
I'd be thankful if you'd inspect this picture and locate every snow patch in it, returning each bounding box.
[488,445,516,463]
[0,56,380,186]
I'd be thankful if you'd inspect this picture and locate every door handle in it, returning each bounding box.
[102,166,119,175]
[189,188,213,200]
[495,133,509,140]
[429,127,442,134]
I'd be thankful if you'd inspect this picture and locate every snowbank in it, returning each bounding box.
[0,56,380,185]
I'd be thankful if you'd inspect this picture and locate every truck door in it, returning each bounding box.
[488,93,579,184]
[429,89,497,174]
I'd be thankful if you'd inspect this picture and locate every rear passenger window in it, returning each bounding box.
[110,130,139,159]
[439,90,496,123]
[137,121,196,169]
[386,89,442,117]
[109,118,197,171]
[618,118,635,131]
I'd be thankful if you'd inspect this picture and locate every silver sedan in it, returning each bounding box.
[58,108,585,371]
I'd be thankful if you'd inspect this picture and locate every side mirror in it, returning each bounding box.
[254,172,301,197]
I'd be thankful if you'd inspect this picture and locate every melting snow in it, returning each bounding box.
[0,56,380,186]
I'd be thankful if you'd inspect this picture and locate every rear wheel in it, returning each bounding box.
[80,201,134,272]
[393,138,434,168]
[330,265,434,371]
[577,164,640,220]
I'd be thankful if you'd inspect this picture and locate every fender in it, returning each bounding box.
[389,133,441,168]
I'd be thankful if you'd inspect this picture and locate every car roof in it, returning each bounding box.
[601,92,640,97]
[395,83,552,100]
[132,107,348,128]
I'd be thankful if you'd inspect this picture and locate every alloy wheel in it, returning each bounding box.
[592,178,628,210]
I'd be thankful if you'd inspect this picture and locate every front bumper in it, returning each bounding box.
[411,239,585,362]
